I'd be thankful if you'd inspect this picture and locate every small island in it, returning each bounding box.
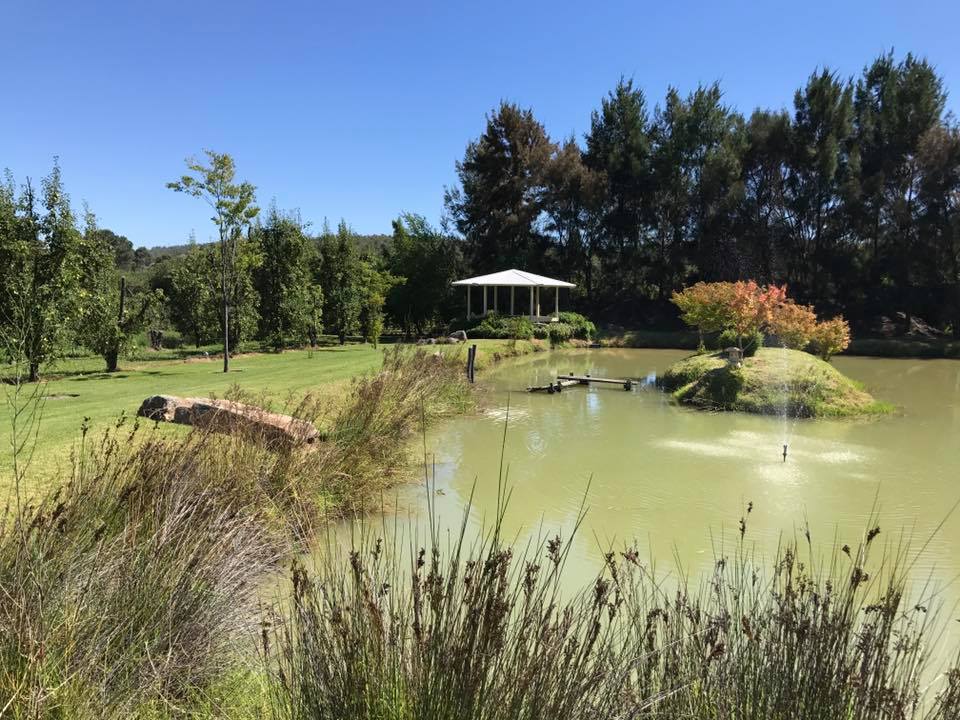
[661,347,889,418]
[661,282,891,418]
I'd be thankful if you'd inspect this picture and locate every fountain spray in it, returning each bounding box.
[782,444,788,462]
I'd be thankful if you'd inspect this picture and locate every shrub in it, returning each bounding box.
[557,311,596,340]
[672,281,738,334]
[717,328,764,357]
[467,313,534,340]
[674,281,853,360]
[768,300,817,349]
[811,316,852,360]
[547,322,573,346]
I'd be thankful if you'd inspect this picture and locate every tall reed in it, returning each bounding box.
[268,495,960,720]
[0,418,283,718]
[0,347,474,717]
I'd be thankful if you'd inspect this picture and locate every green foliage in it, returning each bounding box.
[168,240,220,347]
[317,221,365,344]
[439,51,960,337]
[0,162,86,381]
[358,262,399,348]
[465,313,535,340]
[74,211,164,371]
[584,78,652,297]
[717,328,764,357]
[547,322,573,346]
[253,207,318,350]
[557,311,596,339]
[382,213,460,336]
[444,102,555,272]
[167,150,260,372]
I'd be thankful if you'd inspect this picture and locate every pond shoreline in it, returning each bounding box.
[599,328,960,359]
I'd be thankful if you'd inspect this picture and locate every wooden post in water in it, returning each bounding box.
[466,344,477,383]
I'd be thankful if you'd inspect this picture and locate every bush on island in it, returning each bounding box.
[673,281,851,360]
[716,329,764,357]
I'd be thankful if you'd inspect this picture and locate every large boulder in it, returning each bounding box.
[449,330,468,342]
[137,395,319,446]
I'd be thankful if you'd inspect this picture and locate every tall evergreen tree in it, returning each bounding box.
[444,102,555,273]
[253,207,316,350]
[382,213,460,337]
[318,221,365,345]
[584,78,652,302]
[785,69,855,308]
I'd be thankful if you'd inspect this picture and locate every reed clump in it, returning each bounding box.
[0,417,283,718]
[269,500,960,720]
[0,348,474,717]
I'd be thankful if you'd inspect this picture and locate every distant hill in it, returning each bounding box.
[147,233,391,259]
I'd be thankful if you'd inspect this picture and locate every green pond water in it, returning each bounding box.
[397,349,960,622]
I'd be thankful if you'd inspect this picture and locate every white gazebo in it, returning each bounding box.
[452,269,576,322]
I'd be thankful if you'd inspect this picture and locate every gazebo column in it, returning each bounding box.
[483,286,488,315]
[510,287,515,315]
[467,286,472,319]
[493,286,498,314]
[555,287,559,317]
[536,287,541,318]
[529,287,534,319]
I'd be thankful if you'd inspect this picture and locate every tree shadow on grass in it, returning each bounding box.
[67,369,177,382]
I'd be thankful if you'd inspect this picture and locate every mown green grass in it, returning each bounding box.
[2,347,384,491]
[660,347,893,417]
[1,339,533,492]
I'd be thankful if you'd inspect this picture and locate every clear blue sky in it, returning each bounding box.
[3,0,957,248]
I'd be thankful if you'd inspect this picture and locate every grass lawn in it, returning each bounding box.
[2,345,386,490]
[659,347,893,418]
[1,339,536,493]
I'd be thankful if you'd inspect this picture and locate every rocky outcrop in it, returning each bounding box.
[137,395,319,446]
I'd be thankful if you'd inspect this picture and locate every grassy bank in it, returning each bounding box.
[660,347,892,417]
[0,347,476,717]
[1,339,537,492]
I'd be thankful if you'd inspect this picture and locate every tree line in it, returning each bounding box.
[445,51,960,334]
[0,154,463,379]
[3,49,958,379]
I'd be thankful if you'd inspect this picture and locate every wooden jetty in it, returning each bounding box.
[527,379,580,394]
[528,373,636,392]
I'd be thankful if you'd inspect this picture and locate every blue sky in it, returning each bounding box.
[2,0,957,248]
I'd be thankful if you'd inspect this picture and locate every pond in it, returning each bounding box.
[410,348,960,622]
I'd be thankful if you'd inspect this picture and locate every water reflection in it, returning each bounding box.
[331,349,960,666]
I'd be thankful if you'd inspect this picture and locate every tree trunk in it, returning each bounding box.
[338,331,346,346]
[221,237,230,373]
[105,349,119,373]
[28,362,39,383]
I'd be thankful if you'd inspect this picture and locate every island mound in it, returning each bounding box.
[660,348,890,418]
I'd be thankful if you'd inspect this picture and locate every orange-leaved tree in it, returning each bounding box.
[672,280,851,359]
[671,282,738,349]
[767,300,818,349]
[810,317,851,360]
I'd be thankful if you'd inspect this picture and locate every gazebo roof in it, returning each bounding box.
[451,269,575,288]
